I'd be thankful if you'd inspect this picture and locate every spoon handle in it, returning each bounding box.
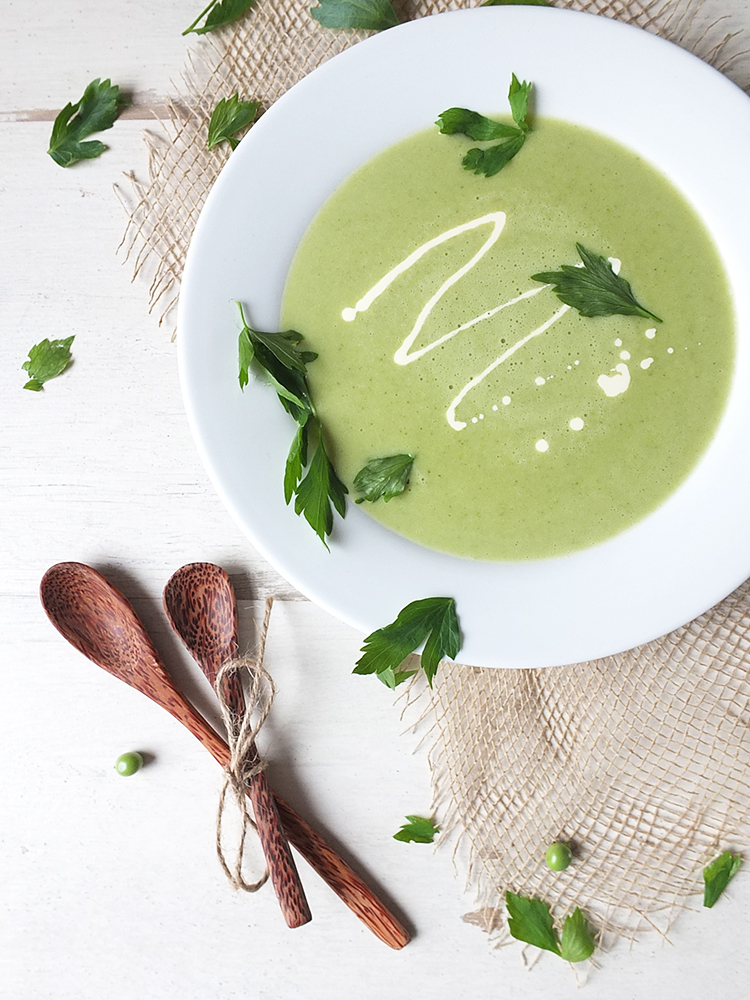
[245,771,312,928]
[193,721,408,947]
[272,795,411,950]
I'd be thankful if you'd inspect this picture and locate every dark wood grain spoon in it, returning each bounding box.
[163,564,411,951]
[40,562,410,948]
[162,562,310,928]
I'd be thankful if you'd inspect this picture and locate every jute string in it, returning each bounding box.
[120,0,750,958]
[215,596,276,892]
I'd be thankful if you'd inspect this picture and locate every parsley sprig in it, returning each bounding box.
[309,0,400,31]
[506,891,595,963]
[183,0,256,35]
[353,454,414,504]
[437,74,532,177]
[354,597,461,688]
[703,851,741,908]
[208,95,260,151]
[531,244,662,322]
[47,79,127,168]
[22,336,75,391]
[236,302,346,547]
[393,816,439,843]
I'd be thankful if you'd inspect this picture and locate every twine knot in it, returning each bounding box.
[215,597,276,892]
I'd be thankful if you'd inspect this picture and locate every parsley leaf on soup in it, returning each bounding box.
[703,851,742,908]
[437,73,532,177]
[353,597,461,687]
[531,243,662,322]
[559,907,596,962]
[183,0,256,35]
[434,108,521,141]
[462,133,526,177]
[22,336,75,391]
[293,418,348,550]
[208,95,260,150]
[236,301,346,546]
[353,454,414,503]
[393,816,439,843]
[310,0,400,31]
[47,79,127,168]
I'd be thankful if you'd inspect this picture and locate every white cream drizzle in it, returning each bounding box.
[342,214,641,431]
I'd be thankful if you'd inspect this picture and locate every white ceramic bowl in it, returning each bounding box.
[178,7,750,668]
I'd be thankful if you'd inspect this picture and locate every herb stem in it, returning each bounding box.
[182,0,217,35]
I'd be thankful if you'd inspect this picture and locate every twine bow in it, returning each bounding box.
[215,597,276,892]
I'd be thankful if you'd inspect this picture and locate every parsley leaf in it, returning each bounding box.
[505,891,561,956]
[22,336,75,391]
[560,907,595,962]
[435,109,521,142]
[703,851,742,908]
[237,302,315,420]
[47,79,127,168]
[531,244,662,322]
[208,95,260,151]
[183,0,255,35]
[462,133,526,177]
[353,454,414,504]
[508,73,532,132]
[393,816,439,843]
[506,892,595,962]
[284,421,309,505]
[236,302,346,545]
[310,0,400,31]
[293,418,348,549]
[353,597,461,687]
[437,73,532,178]
[376,664,418,689]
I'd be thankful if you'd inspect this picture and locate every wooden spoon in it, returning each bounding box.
[40,562,410,949]
[162,563,310,928]
[40,561,310,928]
[163,564,411,951]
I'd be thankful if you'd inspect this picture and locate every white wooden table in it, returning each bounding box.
[2,3,749,997]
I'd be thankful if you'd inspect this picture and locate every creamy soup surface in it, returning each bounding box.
[282,119,734,560]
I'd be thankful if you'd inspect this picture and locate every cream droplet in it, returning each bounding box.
[645,328,656,339]
[502,396,511,405]
[614,338,622,347]
[535,376,546,386]
[341,307,357,322]
[640,358,654,370]
[569,417,584,431]
[667,348,674,354]
[597,363,631,398]
[620,350,630,361]
[535,439,549,453]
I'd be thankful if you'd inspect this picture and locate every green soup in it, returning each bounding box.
[282,119,734,560]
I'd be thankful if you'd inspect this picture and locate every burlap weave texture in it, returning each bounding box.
[122,0,750,955]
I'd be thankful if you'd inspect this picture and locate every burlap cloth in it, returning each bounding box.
[122,0,750,958]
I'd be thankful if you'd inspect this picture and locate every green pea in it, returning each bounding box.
[545,841,572,871]
[115,751,144,776]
